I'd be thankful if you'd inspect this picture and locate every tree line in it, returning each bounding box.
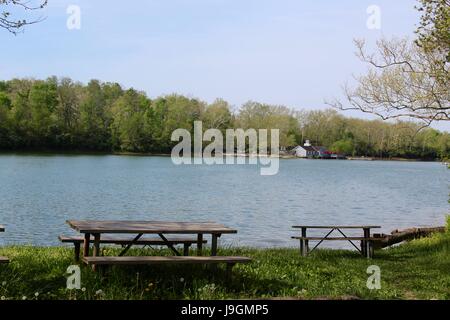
[0,77,448,159]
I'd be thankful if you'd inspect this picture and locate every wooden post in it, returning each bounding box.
[210,234,220,272]
[93,233,101,257]
[92,233,101,271]
[301,227,308,257]
[183,244,190,256]
[197,234,203,256]
[362,228,370,257]
[367,240,374,259]
[211,234,219,256]
[83,233,91,258]
[74,243,81,262]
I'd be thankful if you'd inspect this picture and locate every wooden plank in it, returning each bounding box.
[83,256,252,265]
[292,225,381,229]
[67,220,237,234]
[59,235,207,245]
[0,256,9,264]
[292,236,382,241]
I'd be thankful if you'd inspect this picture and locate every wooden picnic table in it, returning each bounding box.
[65,220,249,278]
[67,220,237,259]
[292,225,381,258]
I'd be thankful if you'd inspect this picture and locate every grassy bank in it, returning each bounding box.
[0,225,449,300]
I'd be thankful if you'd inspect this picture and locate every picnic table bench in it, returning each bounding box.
[292,225,382,258]
[83,256,251,280]
[0,225,9,264]
[66,220,251,279]
[59,235,207,261]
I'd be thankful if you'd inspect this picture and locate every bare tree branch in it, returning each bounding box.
[0,0,47,34]
[327,37,449,127]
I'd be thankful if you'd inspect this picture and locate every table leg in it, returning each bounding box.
[301,228,307,257]
[211,234,220,256]
[197,234,203,256]
[119,233,143,256]
[93,233,101,257]
[83,233,91,258]
[366,240,374,259]
[92,233,101,271]
[74,243,81,262]
[183,244,190,256]
[362,228,370,257]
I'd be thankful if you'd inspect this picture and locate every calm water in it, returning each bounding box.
[0,154,448,248]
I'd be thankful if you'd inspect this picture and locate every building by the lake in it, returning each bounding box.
[292,140,344,159]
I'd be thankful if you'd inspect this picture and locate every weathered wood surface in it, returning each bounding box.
[373,226,446,249]
[0,257,9,264]
[82,256,252,265]
[67,220,237,234]
[59,235,207,245]
[292,225,381,229]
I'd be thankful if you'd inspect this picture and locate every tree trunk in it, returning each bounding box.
[373,226,446,249]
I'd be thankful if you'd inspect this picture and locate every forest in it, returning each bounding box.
[0,77,449,159]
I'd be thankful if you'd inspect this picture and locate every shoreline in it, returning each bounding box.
[0,150,441,162]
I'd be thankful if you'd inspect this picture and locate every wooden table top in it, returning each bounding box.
[292,225,381,229]
[67,220,237,234]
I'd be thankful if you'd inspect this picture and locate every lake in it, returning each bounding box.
[0,154,448,248]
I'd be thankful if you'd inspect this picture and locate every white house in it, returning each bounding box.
[293,140,317,158]
[293,140,331,158]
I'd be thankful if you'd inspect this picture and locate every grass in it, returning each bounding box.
[0,224,449,300]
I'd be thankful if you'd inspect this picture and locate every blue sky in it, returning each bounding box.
[2,0,448,131]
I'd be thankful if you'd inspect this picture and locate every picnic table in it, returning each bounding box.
[66,220,250,278]
[0,225,9,264]
[292,225,381,258]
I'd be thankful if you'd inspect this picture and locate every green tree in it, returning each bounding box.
[416,0,450,65]
[0,91,12,148]
[79,80,111,150]
[331,139,355,156]
[111,89,150,152]
[202,99,233,130]
[28,79,58,146]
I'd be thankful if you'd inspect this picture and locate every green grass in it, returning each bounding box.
[0,227,449,300]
